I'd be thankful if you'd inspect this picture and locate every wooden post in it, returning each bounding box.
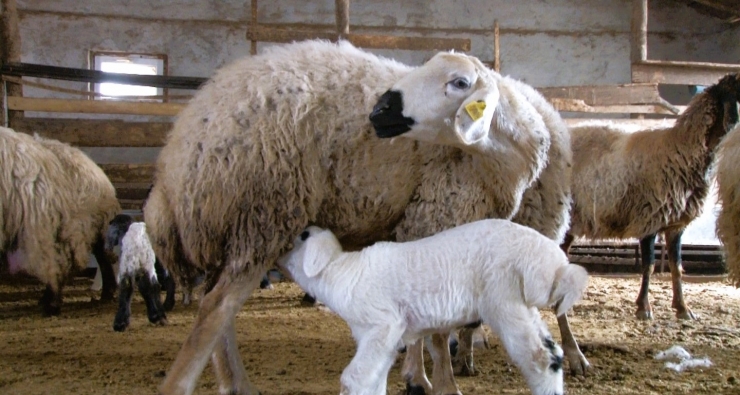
[1,0,23,125]
[493,19,500,72]
[335,0,350,39]
[250,0,258,55]
[631,0,647,64]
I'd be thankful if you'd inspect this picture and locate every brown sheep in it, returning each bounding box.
[716,122,740,288]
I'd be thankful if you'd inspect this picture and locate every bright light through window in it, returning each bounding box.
[91,53,166,101]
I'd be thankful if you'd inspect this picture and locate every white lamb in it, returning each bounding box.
[278,219,589,395]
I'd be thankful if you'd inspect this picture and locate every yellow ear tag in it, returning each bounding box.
[464,100,486,121]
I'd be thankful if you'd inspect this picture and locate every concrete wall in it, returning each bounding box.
[8,0,738,243]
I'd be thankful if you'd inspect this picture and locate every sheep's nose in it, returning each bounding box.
[370,90,395,118]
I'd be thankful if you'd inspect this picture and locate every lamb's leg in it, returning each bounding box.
[556,313,589,376]
[211,320,260,395]
[635,233,656,320]
[137,274,168,326]
[341,324,403,395]
[113,276,135,331]
[485,307,564,395]
[92,235,117,302]
[665,229,696,320]
[428,332,462,395]
[159,272,259,395]
[401,341,433,395]
[155,260,176,312]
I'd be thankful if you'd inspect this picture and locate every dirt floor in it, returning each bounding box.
[0,273,739,395]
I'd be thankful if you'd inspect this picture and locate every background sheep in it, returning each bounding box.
[277,219,589,395]
[106,214,173,331]
[715,123,740,288]
[562,73,740,320]
[0,127,120,316]
[144,39,573,395]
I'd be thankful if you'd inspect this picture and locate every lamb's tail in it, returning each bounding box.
[551,264,589,317]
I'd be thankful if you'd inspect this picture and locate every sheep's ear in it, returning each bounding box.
[302,232,335,278]
[454,86,499,145]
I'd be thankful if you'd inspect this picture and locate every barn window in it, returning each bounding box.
[89,51,167,102]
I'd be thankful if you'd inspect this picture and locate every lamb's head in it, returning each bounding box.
[106,214,133,250]
[369,51,499,149]
[278,226,343,281]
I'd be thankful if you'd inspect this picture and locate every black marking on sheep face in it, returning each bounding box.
[370,90,415,138]
[300,230,311,241]
[106,214,134,250]
[704,73,740,150]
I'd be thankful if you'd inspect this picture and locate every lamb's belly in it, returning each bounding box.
[402,296,479,340]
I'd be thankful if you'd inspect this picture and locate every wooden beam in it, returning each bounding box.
[101,163,155,183]
[7,97,185,116]
[114,183,153,200]
[12,118,170,147]
[493,20,500,72]
[250,0,258,55]
[335,0,350,38]
[1,62,207,89]
[538,83,661,106]
[630,0,647,64]
[1,0,23,124]
[247,25,471,51]
[632,60,740,85]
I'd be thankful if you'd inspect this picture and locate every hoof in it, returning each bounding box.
[148,314,168,326]
[635,309,653,320]
[113,320,129,332]
[41,301,61,317]
[676,310,697,320]
[300,293,317,306]
[405,383,427,395]
[567,356,590,377]
[453,356,477,377]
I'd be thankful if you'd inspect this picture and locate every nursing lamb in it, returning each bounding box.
[278,219,588,395]
[145,39,574,395]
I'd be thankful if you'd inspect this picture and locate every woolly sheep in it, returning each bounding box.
[562,73,740,320]
[144,39,574,395]
[0,126,120,315]
[716,123,740,288]
[106,214,173,331]
[278,219,588,395]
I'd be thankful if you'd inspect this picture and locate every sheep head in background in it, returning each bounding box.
[106,214,134,251]
[278,219,588,395]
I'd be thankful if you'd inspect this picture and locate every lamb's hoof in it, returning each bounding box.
[42,304,61,317]
[566,353,590,377]
[452,356,477,376]
[300,293,317,307]
[148,314,168,326]
[635,309,653,320]
[113,320,129,332]
[405,383,427,395]
[676,309,697,320]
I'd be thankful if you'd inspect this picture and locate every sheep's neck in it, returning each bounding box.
[308,252,364,314]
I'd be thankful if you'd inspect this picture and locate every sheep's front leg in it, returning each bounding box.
[635,234,656,320]
[401,341,433,395]
[341,324,403,395]
[665,229,696,320]
[113,276,135,331]
[159,273,259,395]
[428,332,462,395]
[211,320,260,395]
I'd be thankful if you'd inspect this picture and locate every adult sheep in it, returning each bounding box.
[562,73,740,320]
[145,39,574,395]
[716,123,740,288]
[0,126,120,315]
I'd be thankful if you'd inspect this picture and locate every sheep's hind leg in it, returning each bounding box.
[159,271,260,395]
[556,313,589,376]
[113,276,135,331]
[452,323,487,377]
[211,320,260,395]
[635,234,656,320]
[401,341,433,395]
[138,274,168,326]
[665,229,696,320]
[428,332,462,395]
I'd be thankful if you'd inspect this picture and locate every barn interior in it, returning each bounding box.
[1,1,739,395]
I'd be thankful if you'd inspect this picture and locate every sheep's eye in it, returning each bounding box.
[448,77,471,90]
[300,230,310,241]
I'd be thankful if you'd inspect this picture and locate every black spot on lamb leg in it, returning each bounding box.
[113,276,134,332]
[137,274,167,326]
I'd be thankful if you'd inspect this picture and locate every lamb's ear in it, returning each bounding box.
[454,86,499,145]
[302,232,336,278]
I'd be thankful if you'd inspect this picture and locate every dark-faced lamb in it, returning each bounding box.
[716,122,740,288]
[562,73,740,320]
[0,127,120,315]
[278,219,588,395]
[106,214,173,331]
[144,39,574,395]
